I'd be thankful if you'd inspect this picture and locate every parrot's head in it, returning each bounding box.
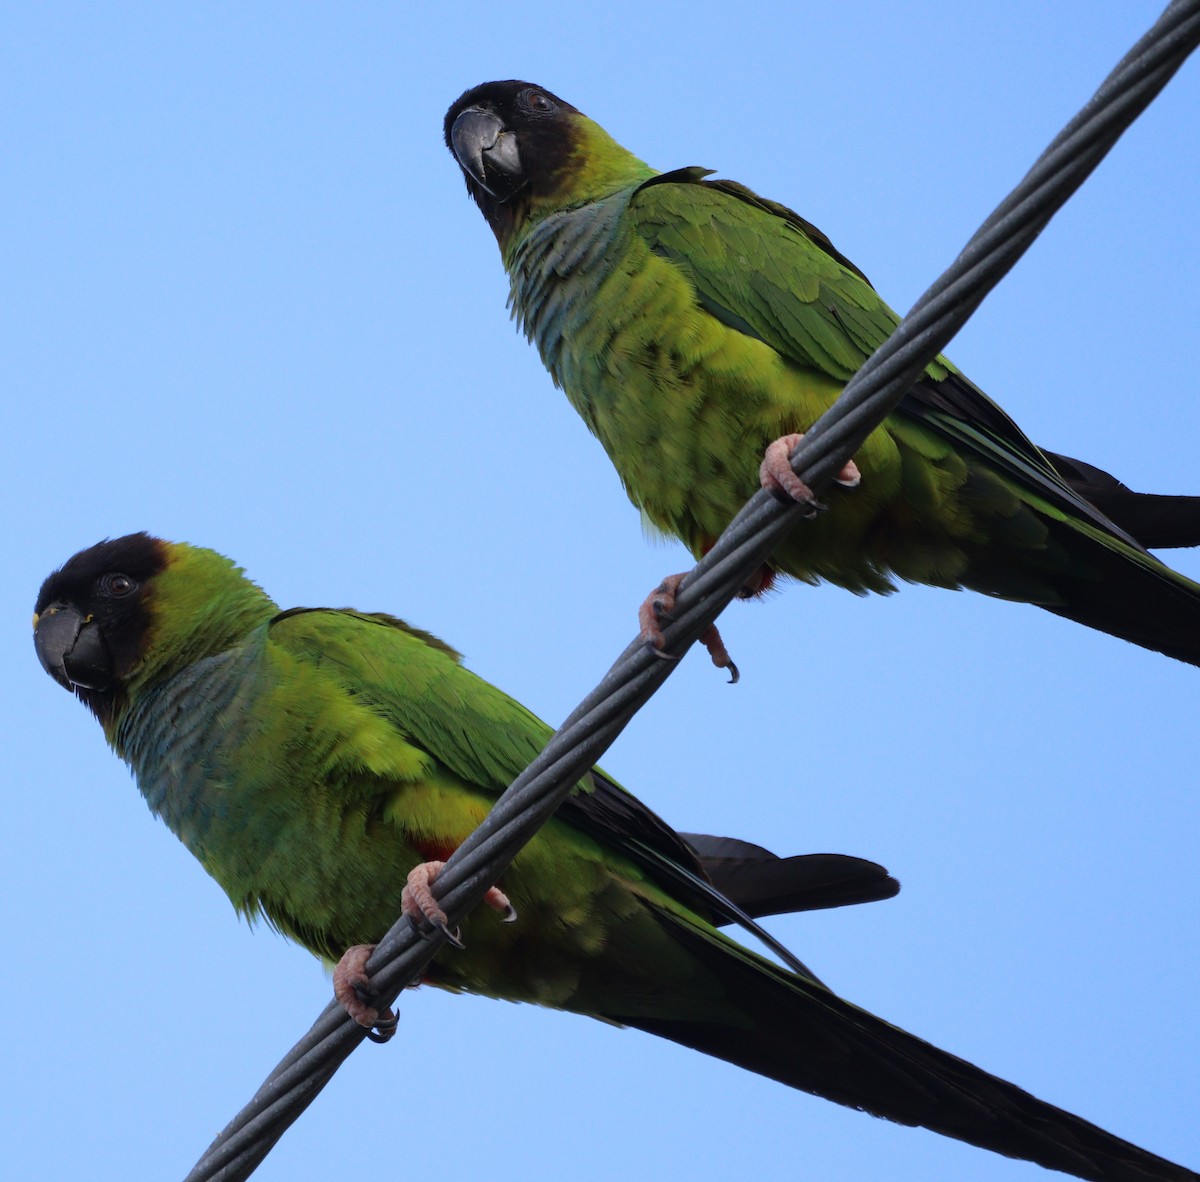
[445,80,647,248]
[34,532,169,724]
[445,80,577,205]
[35,533,272,731]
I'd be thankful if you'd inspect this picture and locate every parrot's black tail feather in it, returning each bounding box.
[959,505,1200,669]
[620,916,1196,1182]
[681,834,900,917]
[1032,538,1200,669]
[1040,556,1200,669]
[1047,452,1200,551]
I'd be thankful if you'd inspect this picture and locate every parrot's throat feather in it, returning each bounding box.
[118,641,263,856]
[506,192,631,391]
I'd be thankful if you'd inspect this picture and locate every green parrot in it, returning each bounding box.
[33,533,1197,1182]
[445,81,1200,668]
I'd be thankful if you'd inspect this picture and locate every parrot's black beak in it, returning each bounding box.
[34,603,114,692]
[451,108,525,199]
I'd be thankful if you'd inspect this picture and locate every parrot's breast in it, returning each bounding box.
[505,191,857,559]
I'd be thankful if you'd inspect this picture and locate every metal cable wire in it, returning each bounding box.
[184,4,1200,1178]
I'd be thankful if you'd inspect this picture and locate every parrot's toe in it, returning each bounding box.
[402,860,516,947]
[761,432,861,507]
[332,944,398,1043]
[637,573,738,682]
[477,880,517,922]
[638,573,686,653]
[698,624,739,685]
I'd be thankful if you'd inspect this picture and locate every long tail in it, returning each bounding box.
[1024,451,1200,665]
[937,442,1200,667]
[1040,540,1200,668]
[618,912,1195,1182]
[1047,452,1200,551]
[909,385,1200,667]
[960,507,1200,669]
[681,833,900,915]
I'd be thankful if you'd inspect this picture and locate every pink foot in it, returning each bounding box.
[761,433,861,506]
[638,574,739,684]
[333,944,399,1043]
[402,860,517,949]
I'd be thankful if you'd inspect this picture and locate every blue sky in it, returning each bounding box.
[3,4,1198,1180]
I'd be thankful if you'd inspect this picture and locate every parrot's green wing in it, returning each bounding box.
[631,170,915,383]
[628,172,1144,545]
[626,170,1200,653]
[269,607,551,796]
[264,607,830,963]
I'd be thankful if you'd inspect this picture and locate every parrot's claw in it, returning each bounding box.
[424,917,465,949]
[703,627,739,685]
[761,432,861,509]
[365,1010,400,1044]
[402,860,515,949]
[637,573,738,681]
[332,943,399,1042]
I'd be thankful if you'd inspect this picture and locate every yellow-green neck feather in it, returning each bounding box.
[124,543,278,707]
[501,115,656,256]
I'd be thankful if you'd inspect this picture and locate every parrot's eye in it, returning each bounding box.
[523,90,556,115]
[99,572,137,598]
